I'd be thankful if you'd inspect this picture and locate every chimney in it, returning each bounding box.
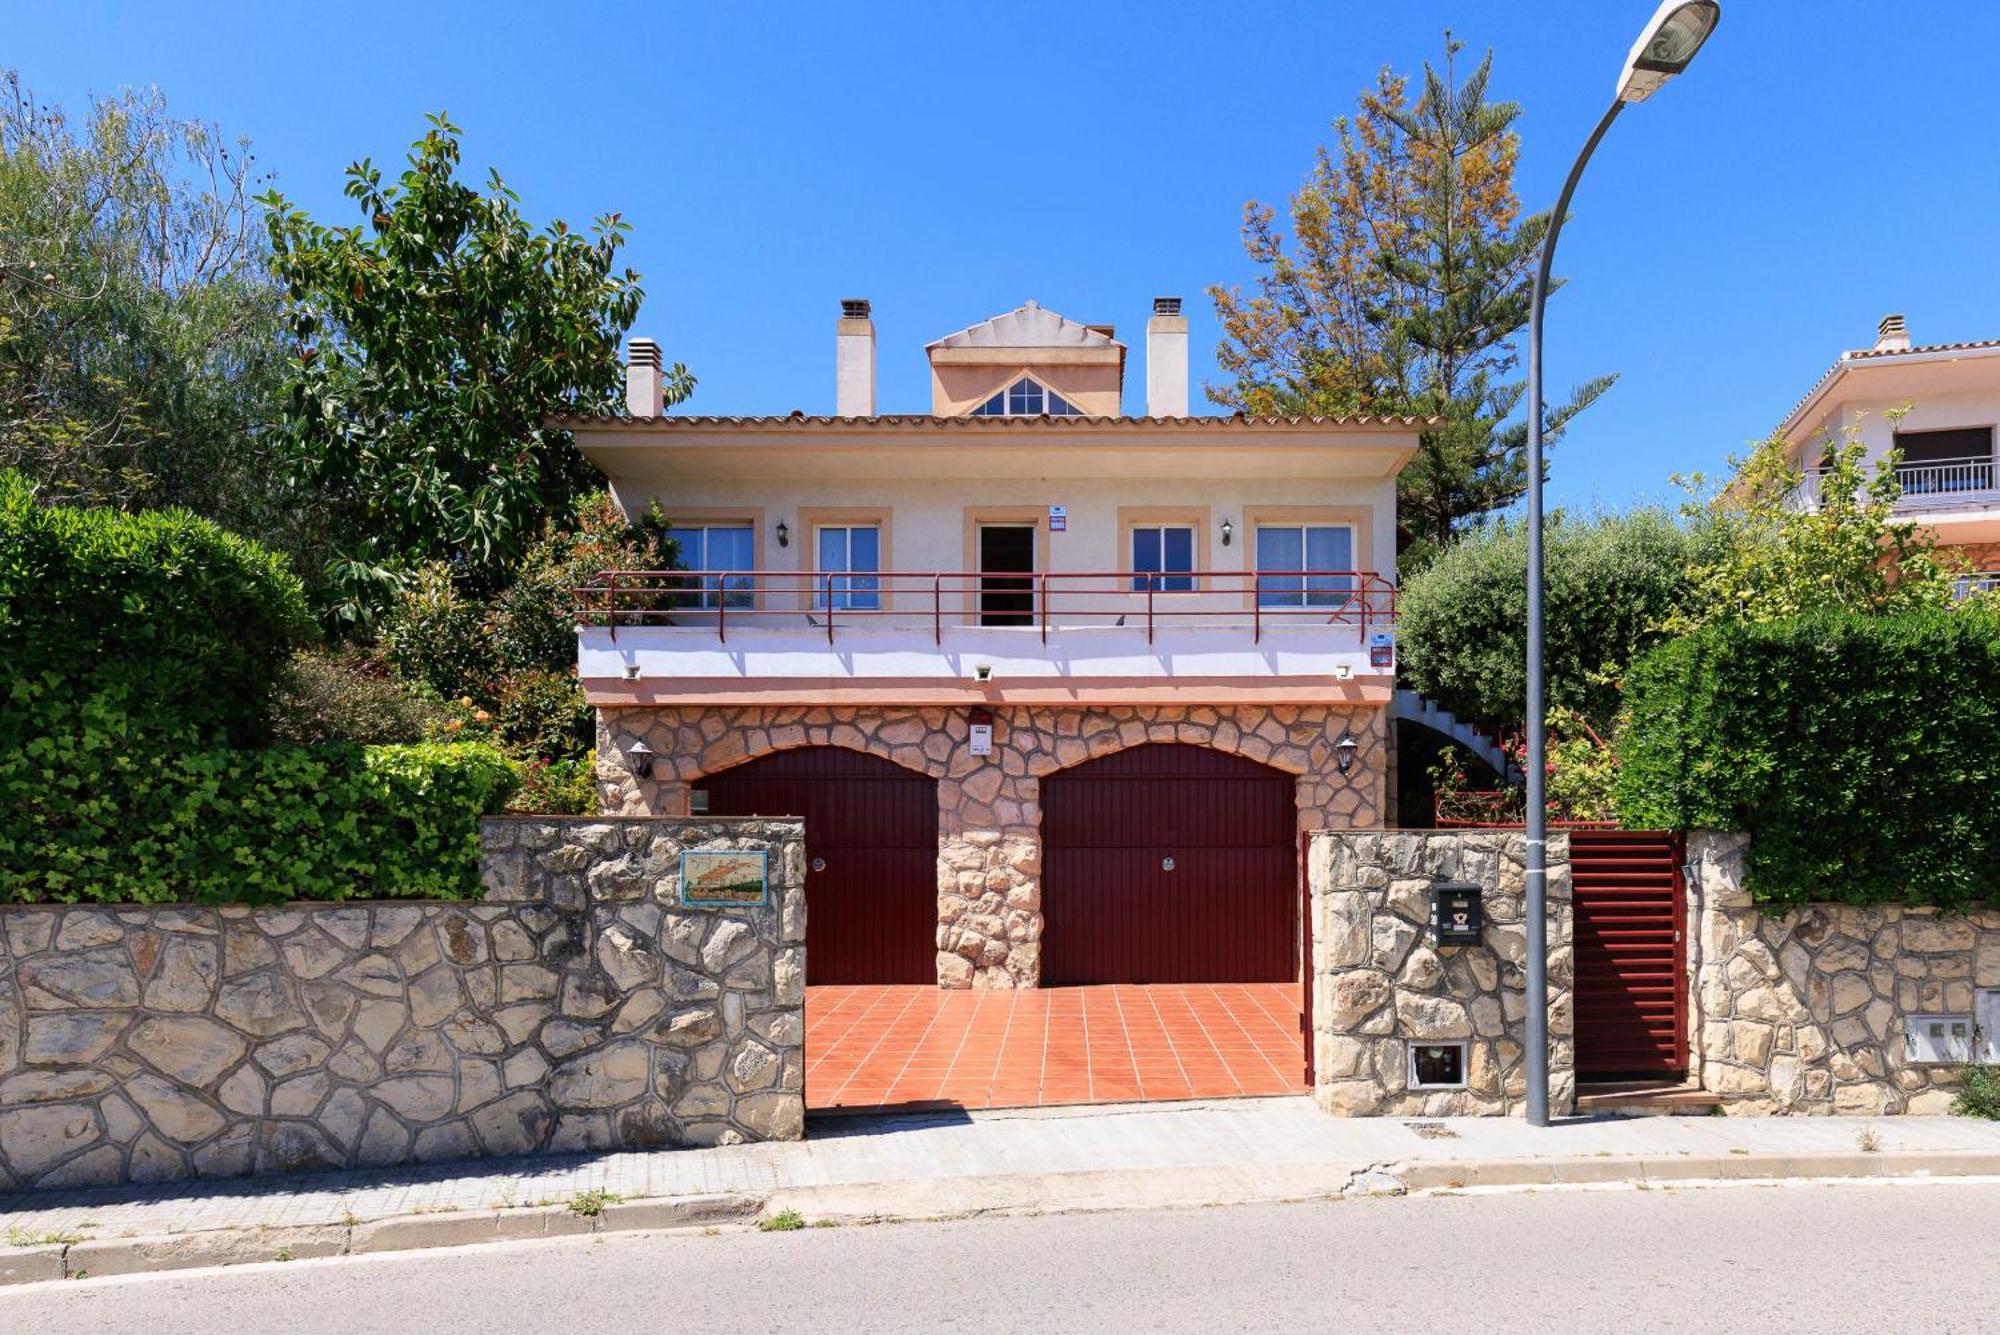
[836,298,876,417]
[1874,313,1911,353]
[1146,296,1188,417]
[625,338,664,417]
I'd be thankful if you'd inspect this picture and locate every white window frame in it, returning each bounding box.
[667,523,755,610]
[814,523,882,611]
[1254,523,1356,608]
[1130,524,1197,593]
[972,376,1084,418]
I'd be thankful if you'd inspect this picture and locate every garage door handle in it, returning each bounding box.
[811,857,826,873]
[1161,855,1176,872]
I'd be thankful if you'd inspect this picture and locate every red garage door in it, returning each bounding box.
[1042,744,1297,984]
[696,748,937,985]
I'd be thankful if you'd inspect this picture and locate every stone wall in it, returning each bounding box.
[598,703,1387,988]
[1310,830,1574,1117]
[1687,831,2000,1114]
[0,817,805,1192]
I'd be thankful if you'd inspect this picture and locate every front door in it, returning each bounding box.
[978,524,1036,627]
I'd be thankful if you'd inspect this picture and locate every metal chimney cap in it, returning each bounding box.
[626,338,661,368]
[840,298,872,320]
[1153,296,1183,317]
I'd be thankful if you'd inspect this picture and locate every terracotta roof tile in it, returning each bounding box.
[551,411,1438,431]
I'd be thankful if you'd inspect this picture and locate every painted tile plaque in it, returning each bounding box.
[679,849,768,907]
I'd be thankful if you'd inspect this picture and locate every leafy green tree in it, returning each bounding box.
[260,113,689,628]
[1396,508,1702,729]
[1668,418,1958,632]
[0,71,292,544]
[1209,39,1613,568]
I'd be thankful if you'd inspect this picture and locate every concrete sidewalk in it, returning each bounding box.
[4,1097,2000,1285]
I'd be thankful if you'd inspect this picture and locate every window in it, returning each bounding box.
[1893,426,1994,495]
[972,377,1083,417]
[1131,525,1195,592]
[1255,524,1354,607]
[815,524,881,610]
[1408,1041,1467,1089]
[667,524,754,609]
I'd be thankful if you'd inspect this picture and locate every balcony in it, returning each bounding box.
[1787,455,1997,515]
[574,569,1398,706]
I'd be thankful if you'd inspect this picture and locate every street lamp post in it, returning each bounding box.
[1523,0,1721,1128]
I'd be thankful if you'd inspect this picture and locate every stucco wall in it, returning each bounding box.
[0,818,805,1192]
[610,473,1402,588]
[1687,831,2000,1114]
[1308,830,1574,1117]
[600,703,1387,988]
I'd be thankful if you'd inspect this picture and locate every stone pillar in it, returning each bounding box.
[1310,830,1574,1117]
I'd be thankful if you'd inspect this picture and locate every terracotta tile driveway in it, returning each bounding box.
[805,983,1307,1114]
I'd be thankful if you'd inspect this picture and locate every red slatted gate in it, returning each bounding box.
[1041,744,1296,985]
[696,748,938,985]
[1570,829,1687,1079]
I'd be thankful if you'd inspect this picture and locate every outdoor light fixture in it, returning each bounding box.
[1617,1,1722,102]
[775,521,790,548]
[1521,0,1719,1129]
[1334,732,1358,775]
[627,740,655,780]
[1220,519,1234,548]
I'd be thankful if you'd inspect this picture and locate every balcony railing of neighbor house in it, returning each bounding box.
[1954,572,2000,602]
[576,569,1398,646]
[1786,455,1996,512]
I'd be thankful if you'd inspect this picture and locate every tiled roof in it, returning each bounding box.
[552,411,1438,431]
[1778,338,2000,439]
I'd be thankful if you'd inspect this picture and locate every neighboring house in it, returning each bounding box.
[1776,313,2000,589]
[559,298,1422,989]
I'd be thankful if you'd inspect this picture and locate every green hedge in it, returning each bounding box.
[0,469,314,744]
[0,695,517,904]
[1616,611,2000,909]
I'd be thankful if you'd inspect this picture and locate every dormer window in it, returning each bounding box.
[973,377,1083,417]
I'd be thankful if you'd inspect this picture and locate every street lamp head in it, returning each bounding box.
[1617,0,1721,103]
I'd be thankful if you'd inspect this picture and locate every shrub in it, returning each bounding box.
[1616,610,2000,909]
[0,688,516,904]
[0,468,314,744]
[506,756,597,816]
[267,651,443,745]
[1396,509,1700,728]
[1954,1066,2000,1120]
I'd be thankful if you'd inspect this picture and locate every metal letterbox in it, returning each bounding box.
[1430,882,1483,946]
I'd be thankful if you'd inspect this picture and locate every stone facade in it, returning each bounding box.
[1310,830,1574,1117]
[0,817,805,1192]
[1687,831,2000,1115]
[598,704,1386,989]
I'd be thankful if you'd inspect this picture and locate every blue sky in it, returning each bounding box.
[10,1,2000,511]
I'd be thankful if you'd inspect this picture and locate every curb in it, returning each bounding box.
[9,1152,2000,1287]
[1389,1150,2000,1192]
[22,1192,763,1286]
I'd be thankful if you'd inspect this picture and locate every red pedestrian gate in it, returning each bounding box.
[695,748,938,985]
[1570,829,1687,1079]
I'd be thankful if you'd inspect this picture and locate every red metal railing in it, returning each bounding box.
[576,568,1397,646]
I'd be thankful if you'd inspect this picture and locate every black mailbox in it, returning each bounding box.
[1430,882,1483,946]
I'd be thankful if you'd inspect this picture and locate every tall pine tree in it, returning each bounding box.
[1209,37,1613,571]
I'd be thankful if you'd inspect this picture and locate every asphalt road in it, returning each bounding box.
[7,1182,1999,1334]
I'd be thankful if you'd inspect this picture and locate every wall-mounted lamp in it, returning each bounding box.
[1334,731,1358,775]
[1220,519,1234,548]
[627,740,656,780]
[775,521,790,548]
